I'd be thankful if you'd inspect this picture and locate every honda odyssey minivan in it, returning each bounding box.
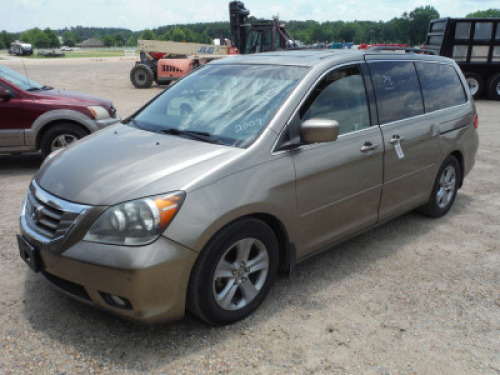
[18,49,479,325]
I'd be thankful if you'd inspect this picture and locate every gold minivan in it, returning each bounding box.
[18,50,479,325]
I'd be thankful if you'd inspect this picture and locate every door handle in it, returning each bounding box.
[360,142,378,152]
[389,135,405,145]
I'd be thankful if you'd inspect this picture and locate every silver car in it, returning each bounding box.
[18,50,479,325]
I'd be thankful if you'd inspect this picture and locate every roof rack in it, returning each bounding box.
[367,46,435,55]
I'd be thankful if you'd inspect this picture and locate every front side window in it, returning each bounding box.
[416,62,466,112]
[133,64,306,148]
[300,65,370,136]
[369,61,424,124]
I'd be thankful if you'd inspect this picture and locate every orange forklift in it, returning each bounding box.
[130,1,295,88]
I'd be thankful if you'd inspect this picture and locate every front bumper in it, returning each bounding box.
[19,186,198,323]
[35,237,198,324]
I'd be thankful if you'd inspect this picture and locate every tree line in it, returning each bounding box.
[1,8,499,50]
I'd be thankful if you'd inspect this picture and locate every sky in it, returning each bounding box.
[2,0,498,33]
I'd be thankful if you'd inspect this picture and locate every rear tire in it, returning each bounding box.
[187,218,279,325]
[130,64,154,88]
[418,155,460,218]
[40,124,88,157]
[486,73,500,101]
[464,72,484,99]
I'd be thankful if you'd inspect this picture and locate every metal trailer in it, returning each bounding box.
[425,17,500,100]
[8,41,34,56]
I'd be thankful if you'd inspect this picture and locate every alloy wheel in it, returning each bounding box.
[212,238,269,311]
[50,134,78,152]
[436,165,456,209]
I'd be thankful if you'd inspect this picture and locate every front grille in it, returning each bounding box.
[23,182,89,243]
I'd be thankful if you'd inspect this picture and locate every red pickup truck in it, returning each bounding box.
[0,65,120,156]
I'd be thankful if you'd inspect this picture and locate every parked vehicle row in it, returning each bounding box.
[17,49,478,325]
[0,65,120,156]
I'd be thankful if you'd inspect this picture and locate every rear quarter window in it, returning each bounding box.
[415,62,466,112]
[369,61,424,124]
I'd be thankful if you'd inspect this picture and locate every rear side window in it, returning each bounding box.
[415,63,466,112]
[369,62,424,124]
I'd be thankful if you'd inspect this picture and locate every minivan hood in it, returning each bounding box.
[36,124,242,206]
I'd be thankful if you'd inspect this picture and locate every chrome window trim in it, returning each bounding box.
[378,102,472,129]
[285,125,382,153]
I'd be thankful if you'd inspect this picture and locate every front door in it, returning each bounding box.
[291,64,384,255]
[0,82,26,147]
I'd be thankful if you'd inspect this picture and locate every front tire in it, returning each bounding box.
[418,155,460,218]
[40,124,88,157]
[130,64,154,88]
[187,218,279,325]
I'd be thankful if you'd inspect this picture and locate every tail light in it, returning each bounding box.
[473,114,478,129]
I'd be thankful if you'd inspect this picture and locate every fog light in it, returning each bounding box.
[99,292,132,310]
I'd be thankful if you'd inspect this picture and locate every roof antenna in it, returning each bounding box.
[21,58,33,91]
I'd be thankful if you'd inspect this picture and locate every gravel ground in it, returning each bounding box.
[0,58,499,374]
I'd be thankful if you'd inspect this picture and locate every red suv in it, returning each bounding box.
[0,65,120,156]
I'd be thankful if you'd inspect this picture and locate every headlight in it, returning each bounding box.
[83,191,185,245]
[87,105,110,120]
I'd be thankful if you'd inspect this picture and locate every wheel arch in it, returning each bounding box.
[194,213,295,276]
[35,119,90,150]
[28,109,97,150]
[251,213,295,275]
[449,150,465,188]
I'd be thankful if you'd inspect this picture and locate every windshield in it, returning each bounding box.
[0,65,43,91]
[133,64,307,148]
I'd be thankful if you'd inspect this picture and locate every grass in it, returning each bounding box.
[26,49,137,59]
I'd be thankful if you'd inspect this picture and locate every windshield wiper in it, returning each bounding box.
[159,128,225,145]
[126,118,141,128]
[26,85,52,92]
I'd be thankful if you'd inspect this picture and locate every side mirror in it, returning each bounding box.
[300,118,339,144]
[0,87,14,101]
